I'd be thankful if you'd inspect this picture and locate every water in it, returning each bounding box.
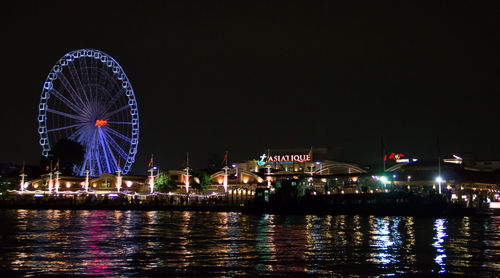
[0,210,498,277]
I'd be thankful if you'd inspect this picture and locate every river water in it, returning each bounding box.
[0,210,498,276]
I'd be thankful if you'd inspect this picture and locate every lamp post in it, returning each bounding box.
[116,168,122,193]
[54,170,61,194]
[436,177,443,194]
[84,169,89,193]
[184,152,190,194]
[222,165,229,192]
[20,172,27,193]
[48,171,53,193]
[149,167,155,194]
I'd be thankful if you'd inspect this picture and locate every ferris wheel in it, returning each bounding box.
[38,49,139,176]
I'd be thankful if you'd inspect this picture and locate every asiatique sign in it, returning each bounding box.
[257,153,311,166]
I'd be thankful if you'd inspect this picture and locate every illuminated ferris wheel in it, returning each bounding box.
[37,49,139,176]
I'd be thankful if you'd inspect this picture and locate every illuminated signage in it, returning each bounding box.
[490,202,500,209]
[257,153,311,166]
[95,119,107,127]
[384,152,404,161]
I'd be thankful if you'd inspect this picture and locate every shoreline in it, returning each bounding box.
[0,203,490,217]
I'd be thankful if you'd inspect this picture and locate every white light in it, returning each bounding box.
[453,155,463,161]
[126,181,133,188]
[380,177,388,184]
[436,177,443,183]
[490,202,500,209]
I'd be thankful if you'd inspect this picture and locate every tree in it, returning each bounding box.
[50,139,85,175]
[199,172,212,191]
[154,172,177,193]
[190,171,211,192]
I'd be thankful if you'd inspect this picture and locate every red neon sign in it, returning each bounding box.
[384,152,404,161]
[95,120,107,127]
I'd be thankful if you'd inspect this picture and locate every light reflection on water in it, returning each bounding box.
[0,210,499,276]
[433,218,448,273]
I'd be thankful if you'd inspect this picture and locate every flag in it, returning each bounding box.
[54,159,59,171]
[148,154,153,168]
[45,165,49,172]
[222,151,228,166]
[308,147,312,160]
[117,158,121,170]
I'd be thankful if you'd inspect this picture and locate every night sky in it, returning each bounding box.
[1,1,499,174]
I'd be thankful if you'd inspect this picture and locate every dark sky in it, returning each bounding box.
[1,1,499,173]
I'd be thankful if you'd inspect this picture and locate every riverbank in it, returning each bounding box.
[0,192,494,216]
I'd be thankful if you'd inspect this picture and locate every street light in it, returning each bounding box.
[380,176,388,184]
[436,176,443,194]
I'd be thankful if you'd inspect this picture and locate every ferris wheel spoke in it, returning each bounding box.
[67,62,90,105]
[79,158,88,176]
[47,108,84,121]
[68,127,87,144]
[57,71,87,109]
[103,88,126,112]
[103,126,132,143]
[85,129,98,176]
[79,58,96,105]
[100,131,119,173]
[104,104,130,118]
[78,57,91,88]
[49,88,86,115]
[92,133,104,176]
[95,146,103,175]
[68,129,80,141]
[108,121,133,125]
[102,131,129,161]
[97,130,112,173]
[90,59,99,86]
[47,123,85,133]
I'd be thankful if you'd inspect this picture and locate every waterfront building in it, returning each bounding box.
[28,174,148,194]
